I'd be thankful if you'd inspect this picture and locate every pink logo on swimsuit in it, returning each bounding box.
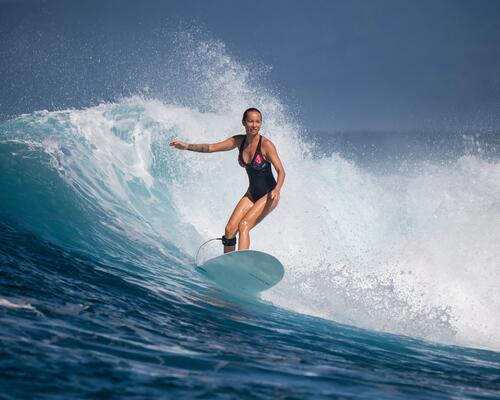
[254,154,263,165]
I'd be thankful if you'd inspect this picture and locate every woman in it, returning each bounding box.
[170,108,285,253]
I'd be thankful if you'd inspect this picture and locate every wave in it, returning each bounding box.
[1,38,499,352]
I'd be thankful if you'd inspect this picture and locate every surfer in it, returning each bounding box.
[170,108,285,253]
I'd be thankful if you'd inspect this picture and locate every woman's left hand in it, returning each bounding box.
[270,188,280,201]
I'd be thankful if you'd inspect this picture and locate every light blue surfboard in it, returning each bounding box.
[197,250,284,295]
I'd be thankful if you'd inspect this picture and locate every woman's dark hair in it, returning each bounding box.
[242,107,262,122]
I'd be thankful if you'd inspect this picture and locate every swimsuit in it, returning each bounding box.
[238,135,277,202]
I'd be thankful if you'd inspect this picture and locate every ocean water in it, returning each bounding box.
[1,39,500,399]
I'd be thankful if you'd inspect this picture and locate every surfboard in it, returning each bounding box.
[197,250,284,295]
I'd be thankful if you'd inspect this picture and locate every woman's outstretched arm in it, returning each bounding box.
[170,136,240,153]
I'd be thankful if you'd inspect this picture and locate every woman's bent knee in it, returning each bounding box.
[225,223,238,237]
[238,219,251,233]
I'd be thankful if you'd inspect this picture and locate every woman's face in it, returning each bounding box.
[243,111,262,136]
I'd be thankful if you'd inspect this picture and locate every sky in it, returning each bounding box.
[1,0,500,133]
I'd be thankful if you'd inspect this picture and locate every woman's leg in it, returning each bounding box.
[238,193,279,250]
[224,192,254,253]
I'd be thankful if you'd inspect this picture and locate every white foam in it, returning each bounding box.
[150,94,500,350]
[141,38,500,351]
[0,298,37,312]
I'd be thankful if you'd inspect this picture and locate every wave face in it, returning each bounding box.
[1,38,500,398]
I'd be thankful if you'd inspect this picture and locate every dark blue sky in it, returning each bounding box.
[1,0,500,132]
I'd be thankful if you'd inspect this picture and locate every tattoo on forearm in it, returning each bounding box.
[187,144,209,153]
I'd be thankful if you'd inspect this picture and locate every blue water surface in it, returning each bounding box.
[1,216,500,399]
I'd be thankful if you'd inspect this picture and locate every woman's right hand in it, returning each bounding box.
[169,140,189,150]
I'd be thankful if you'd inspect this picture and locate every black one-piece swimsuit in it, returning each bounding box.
[238,135,277,202]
